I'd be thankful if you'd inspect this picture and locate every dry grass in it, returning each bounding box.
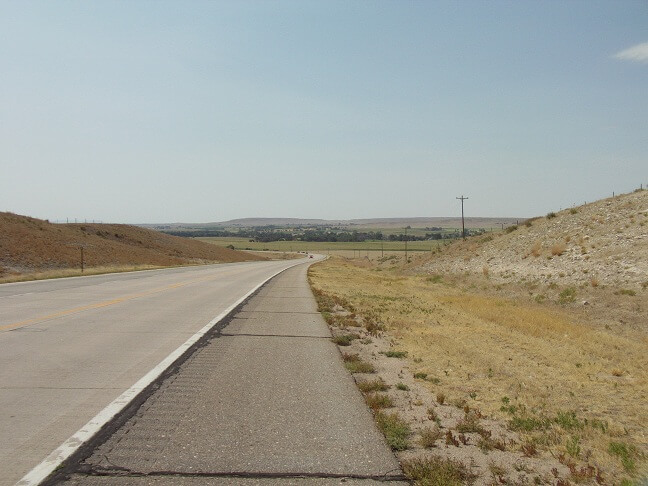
[551,242,567,256]
[309,257,648,481]
[0,211,265,281]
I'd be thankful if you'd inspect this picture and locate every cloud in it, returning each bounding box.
[613,42,648,63]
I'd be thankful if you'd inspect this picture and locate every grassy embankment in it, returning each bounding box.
[309,256,646,484]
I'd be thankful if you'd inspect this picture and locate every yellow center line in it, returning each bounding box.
[0,272,236,333]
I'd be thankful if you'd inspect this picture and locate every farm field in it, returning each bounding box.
[198,236,449,256]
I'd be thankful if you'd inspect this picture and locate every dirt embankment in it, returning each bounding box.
[0,212,265,279]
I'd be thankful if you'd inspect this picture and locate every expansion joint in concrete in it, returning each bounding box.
[73,466,408,482]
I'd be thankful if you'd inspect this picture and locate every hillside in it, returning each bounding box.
[415,189,648,329]
[419,190,647,289]
[0,212,265,279]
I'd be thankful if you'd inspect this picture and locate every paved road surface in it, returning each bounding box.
[52,264,406,485]
[0,259,307,486]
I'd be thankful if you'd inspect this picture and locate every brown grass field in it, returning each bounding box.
[309,256,646,484]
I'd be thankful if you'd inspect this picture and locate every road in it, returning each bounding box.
[49,263,406,485]
[0,259,307,486]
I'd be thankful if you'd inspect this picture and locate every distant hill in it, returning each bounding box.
[0,212,265,278]
[142,216,520,231]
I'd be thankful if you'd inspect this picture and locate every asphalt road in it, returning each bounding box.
[53,264,406,485]
[0,259,308,486]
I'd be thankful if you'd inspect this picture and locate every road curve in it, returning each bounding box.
[0,258,309,486]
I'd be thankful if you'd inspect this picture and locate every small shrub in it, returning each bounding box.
[505,225,518,233]
[375,411,410,450]
[402,456,477,486]
[414,372,428,379]
[383,350,407,358]
[426,275,443,284]
[570,208,578,214]
[396,382,409,391]
[547,212,557,219]
[357,378,389,392]
[436,392,445,405]
[366,393,394,410]
[419,426,443,448]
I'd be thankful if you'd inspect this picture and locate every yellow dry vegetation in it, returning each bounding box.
[309,256,647,480]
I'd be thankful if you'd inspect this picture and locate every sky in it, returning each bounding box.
[1,1,647,223]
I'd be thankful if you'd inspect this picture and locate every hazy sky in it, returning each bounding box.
[2,1,647,223]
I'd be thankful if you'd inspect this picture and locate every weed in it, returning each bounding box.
[357,378,389,392]
[414,372,428,380]
[342,353,376,373]
[419,425,443,448]
[396,382,409,391]
[402,456,477,486]
[615,289,636,296]
[558,287,577,304]
[565,436,581,458]
[520,441,538,457]
[383,350,408,358]
[547,212,557,219]
[427,407,439,423]
[570,208,578,214]
[456,412,486,434]
[608,441,637,473]
[555,411,583,430]
[509,415,550,432]
[551,242,567,256]
[436,392,445,405]
[366,393,394,410]
[365,320,385,335]
[332,334,358,346]
[488,462,507,477]
[375,411,410,450]
[445,430,460,446]
[505,225,518,233]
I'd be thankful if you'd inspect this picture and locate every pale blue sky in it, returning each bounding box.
[2,1,646,223]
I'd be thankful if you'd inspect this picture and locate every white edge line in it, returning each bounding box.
[16,258,310,486]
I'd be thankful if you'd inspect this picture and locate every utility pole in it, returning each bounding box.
[456,196,468,240]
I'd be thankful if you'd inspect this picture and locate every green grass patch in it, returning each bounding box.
[608,441,638,473]
[402,456,477,485]
[375,411,410,451]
